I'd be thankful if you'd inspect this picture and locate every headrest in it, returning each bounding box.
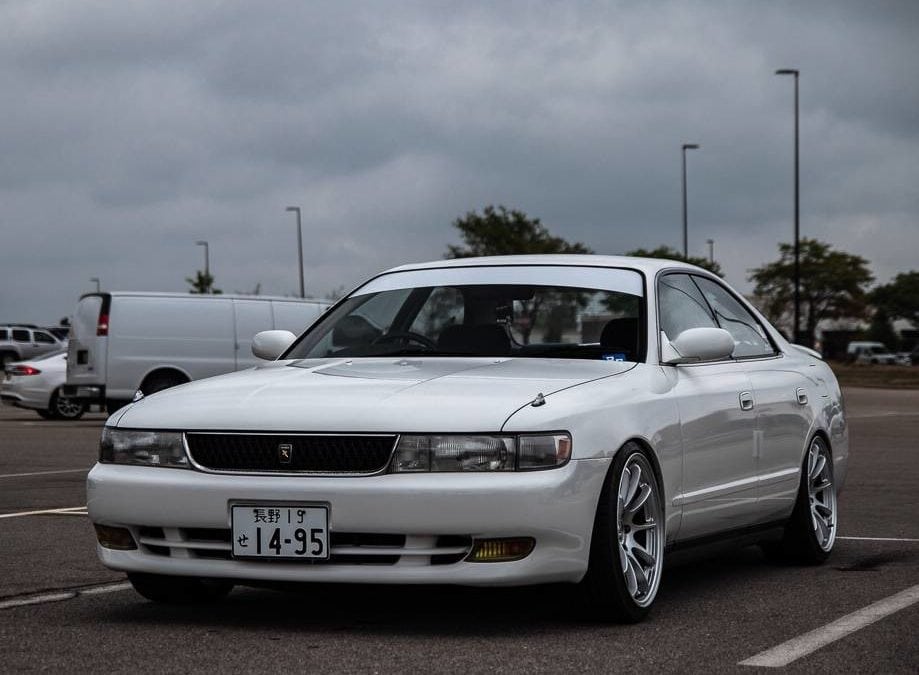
[437,324,511,355]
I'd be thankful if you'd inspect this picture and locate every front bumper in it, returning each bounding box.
[87,458,610,586]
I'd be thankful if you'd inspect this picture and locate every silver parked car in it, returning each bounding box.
[0,324,66,367]
[88,255,847,621]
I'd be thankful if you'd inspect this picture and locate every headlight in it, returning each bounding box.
[99,428,189,468]
[391,433,571,472]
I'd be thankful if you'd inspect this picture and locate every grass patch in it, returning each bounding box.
[828,361,919,389]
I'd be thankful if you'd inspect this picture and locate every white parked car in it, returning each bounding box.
[846,341,897,365]
[87,256,847,621]
[1,351,86,420]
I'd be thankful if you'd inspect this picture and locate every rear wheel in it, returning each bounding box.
[777,436,837,564]
[127,573,234,604]
[106,398,131,414]
[581,443,665,623]
[48,388,85,420]
[0,352,17,368]
[140,373,187,396]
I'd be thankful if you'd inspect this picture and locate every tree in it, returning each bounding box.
[186,270,222,294]
[446,205,592,258]
[624,245,723,277]
[748,238,873,347]
[445,205,591,344]
[866,307,899,350]
[872,271,919,327]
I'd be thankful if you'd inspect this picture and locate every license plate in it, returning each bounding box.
[231,504,330,560]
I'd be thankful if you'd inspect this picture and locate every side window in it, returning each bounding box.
[34,331,56,344]
[12,329,30,342]
[692,276,774,358]
[658,274,717,341]
[409,287,464,340]
[0,329,7,340]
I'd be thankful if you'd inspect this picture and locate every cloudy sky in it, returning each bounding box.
[2,0,917,324]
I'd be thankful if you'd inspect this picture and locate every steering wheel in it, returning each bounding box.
[372,331,437,349]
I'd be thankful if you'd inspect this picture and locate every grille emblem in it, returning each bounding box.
[278,443,293,464]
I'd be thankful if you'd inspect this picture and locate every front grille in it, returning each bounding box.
[134,528,472,566]
[185,433,398,474]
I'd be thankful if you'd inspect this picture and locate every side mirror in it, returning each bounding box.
[661,327,735,364]
[252,330,296,361]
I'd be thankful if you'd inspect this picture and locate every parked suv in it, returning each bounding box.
[0,324,66,367]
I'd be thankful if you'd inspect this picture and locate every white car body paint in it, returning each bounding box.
[87,255,848,588]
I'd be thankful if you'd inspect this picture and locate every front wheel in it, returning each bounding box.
[128,573,234,604]
[581,443,665,622]
[777,436,837,564]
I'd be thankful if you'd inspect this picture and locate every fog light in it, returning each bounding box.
[94,524,137,550]
[466,537,535,562]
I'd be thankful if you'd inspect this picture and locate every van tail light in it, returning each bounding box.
[8,365,41,376]
[97,313,109,336]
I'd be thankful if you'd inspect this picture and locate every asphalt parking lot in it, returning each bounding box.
[1,388,917,673]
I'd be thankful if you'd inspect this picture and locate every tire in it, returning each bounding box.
[106,398,131,414]
[140,374,186,396]
[776,435,837,564]
[581,442,665,623]
[48,388,85,420]
[0,352,17,368]
[127,573,234,604]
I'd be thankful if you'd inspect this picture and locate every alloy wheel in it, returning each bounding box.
[54,394,83,419]
[616,453,664,607]
[807,439,837,551]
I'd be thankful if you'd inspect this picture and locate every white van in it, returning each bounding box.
[64,292,331,412]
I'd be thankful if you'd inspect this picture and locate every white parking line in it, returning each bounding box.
[0,582,131,611]
[0,506,88,519]
[739,584,919,668]
[0,591,76,610]
[847,412,919,419]
[0,469,87,479]
[838,536,919,543]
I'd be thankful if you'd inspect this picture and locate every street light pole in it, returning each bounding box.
[195,240,210,294]
[286,206,305,298]
[776,68,801,344]
[706,239,714,265]
[90,277,100,293]
[681,143,700,259]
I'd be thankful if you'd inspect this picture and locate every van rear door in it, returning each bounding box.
[67,293,109,389]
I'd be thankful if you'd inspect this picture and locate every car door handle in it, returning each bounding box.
[739,391,754,411]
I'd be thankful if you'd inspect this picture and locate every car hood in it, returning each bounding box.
[114,357,635,432]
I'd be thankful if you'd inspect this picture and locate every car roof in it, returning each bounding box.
[381,254,708,277]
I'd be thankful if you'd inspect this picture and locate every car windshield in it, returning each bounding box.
[285,266,645,362]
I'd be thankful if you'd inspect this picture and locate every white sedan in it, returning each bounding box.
[1,351,85,420]
[87,255,847,621]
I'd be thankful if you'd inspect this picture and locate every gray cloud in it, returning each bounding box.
[1,0,917,324]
